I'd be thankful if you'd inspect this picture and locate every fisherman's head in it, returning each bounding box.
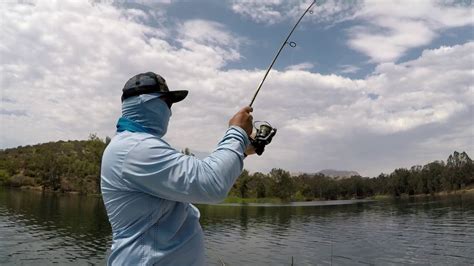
[120,72,188,136]
[121,72,188,108]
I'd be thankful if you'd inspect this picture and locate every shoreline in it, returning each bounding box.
[371,187,474,200]
[0,185,102,197]
[2,185,473,203]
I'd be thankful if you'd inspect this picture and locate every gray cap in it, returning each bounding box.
[121,72,188,103]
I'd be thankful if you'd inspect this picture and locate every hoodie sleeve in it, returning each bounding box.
[121,126,250,204]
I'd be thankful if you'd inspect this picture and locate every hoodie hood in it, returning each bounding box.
[121,93,171,137]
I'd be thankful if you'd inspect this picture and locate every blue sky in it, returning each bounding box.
[1,0,473,176]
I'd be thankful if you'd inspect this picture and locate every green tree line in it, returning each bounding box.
[0,136,472,199]
[229,151,473,200]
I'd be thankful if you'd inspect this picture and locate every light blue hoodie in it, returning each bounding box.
[101,93,249,265]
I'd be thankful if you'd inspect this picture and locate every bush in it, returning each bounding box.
[292,191,306,202]
[9,174,36,187]
[0,170,11,185]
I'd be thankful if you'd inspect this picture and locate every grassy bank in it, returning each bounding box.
[370,186,474,201]
[225,187,474,204]
[3,185,474,204]
[412,186,474,197]
[222,196,285,204]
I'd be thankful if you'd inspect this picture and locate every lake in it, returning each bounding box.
[0,187,473,265]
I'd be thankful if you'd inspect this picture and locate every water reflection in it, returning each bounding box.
[0,188,111,264]
[199,196,474,265]
[1,188,473,265]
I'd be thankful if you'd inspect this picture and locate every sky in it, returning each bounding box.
[0,0,473,177]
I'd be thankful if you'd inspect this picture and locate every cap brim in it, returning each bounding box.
[161,90,188,103]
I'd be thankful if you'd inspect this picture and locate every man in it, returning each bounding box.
[101,72,255,265]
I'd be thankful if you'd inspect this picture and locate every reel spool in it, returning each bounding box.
[251,121,277,156]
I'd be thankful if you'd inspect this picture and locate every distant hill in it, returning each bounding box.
[318,169,360,179]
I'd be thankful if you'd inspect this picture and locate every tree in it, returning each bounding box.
[269,168,294,200]
[255,176,267,198]
[238,170,250,198]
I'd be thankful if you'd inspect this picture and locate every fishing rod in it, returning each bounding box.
[250,0,316,107]
[250,0,316,155]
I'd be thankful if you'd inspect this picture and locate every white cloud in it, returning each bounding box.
[348,0,473,62]
[231,0,285,25]
[176,19,243,67]
[0,0,252,154]
[230,0,473,63]
[243,42,473,174]
[285,62,314,71]
[338,64,361,74]
[1,0,472,176]
[347,19,437,62]
[360,42,473,133]
[231,0,360,25]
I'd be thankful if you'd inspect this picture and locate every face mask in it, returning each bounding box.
[122,93,172,137]
[142,95,171,136]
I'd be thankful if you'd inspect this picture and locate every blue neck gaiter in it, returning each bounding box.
[116,117,154,134]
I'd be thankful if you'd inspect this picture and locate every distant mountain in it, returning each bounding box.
[317,169,360,179]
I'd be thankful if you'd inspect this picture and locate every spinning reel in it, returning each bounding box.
[250,121,277,156]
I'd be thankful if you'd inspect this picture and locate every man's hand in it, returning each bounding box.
[229,106,253,137]
[245,144,257,156]
[244,131,257,156]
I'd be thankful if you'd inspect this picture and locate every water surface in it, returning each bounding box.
[0,188,473,265]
